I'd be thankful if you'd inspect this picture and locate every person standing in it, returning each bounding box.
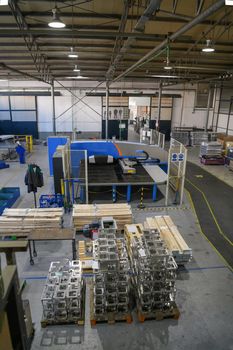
[15,141,26,164]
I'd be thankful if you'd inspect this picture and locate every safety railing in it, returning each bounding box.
[140,128,165,149]
[165,138,187,206]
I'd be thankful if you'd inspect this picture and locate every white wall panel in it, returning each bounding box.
[12,110,36,121]
[10,96,35,110]
[37,96,53,132]
[0,111,11,120]
[0,96,9,110]
[217,114,228,129]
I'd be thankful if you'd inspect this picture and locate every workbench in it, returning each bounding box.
[28,228,76,265]
[79,162,167,202]
[0,241,28,265]
[0,265,33,350]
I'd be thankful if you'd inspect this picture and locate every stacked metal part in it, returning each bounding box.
[92,219,130,316]
[200,141,222,157]
[171,131,189,145]
[130,229,177,313]
[190,131,208,146]
[41,259,83,322]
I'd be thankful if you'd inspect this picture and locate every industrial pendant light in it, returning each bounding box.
[202,39,215,53]
[73,65,80,72]
[164,45,172,70]
[68,47,78,58]
[48,8,66,28]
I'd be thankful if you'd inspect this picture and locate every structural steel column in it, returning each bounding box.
[51,80,56,135]
[205,86,212,131]
[157,81,162,130]
[105,83,109,139]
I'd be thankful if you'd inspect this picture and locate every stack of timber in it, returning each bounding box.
[73,204,132,231]
[77,240,93,273]
[124,224,143,257]
[144,215,192,264]
[0,208,64,234]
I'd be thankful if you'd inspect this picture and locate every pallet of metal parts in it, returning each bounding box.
[41,259,85,327]
[200,141,222,157]
[128,229,179,322]
[91,221,132,326]
[200,155,225,165]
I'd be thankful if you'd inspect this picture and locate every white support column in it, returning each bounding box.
[84,150,89,204]
[105,83,109,140]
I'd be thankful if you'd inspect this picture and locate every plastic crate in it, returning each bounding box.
[0,187,20,215]
[0,199,9,215]
[39,194,64,208]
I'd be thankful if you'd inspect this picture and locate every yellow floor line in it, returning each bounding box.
[186,178,233,247]
[185,188,233,273]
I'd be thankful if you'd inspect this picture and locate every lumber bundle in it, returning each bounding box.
[0,208,64,233]
[73,203,132,231]
[144,215,192,264]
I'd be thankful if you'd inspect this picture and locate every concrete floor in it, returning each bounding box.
[0,144,233,350]
[187,146,233,188]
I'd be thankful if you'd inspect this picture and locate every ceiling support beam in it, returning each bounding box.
[0,62,47,82]
[196,0,205,16]
[106,0,130,80]
[8,0,52,84]
[106,0,162,80]
[172,0,178,14]
[112,0,225,83]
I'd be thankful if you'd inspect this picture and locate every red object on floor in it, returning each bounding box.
[200,156,225,165]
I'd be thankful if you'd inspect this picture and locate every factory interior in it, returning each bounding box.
[0,1,233,349]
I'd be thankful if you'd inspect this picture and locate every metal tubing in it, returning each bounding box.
[205,86,212,131]
[157,82,162,128]
[112,0,225,82]
[105,84,109,140]
[51,81,56,135]
[106,0,162,79]
[84,150,89,204]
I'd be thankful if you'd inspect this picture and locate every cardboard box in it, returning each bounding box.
[217,134,233,149]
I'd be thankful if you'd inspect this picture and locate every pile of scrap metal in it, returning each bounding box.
[41,259,84,324]
[0,135,17,160]
[92,217,130,316]
[125,227,178,314]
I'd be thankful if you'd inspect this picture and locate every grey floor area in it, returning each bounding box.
[0,145,233,350]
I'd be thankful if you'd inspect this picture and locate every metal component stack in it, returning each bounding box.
[41,259,84,324]
[129,229,178,314]
[191,131,208,146]
[200,141,222,157]
[92,218,130,317]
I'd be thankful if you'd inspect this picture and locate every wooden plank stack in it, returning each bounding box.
[144,215,192,264]
[72,204,132,231]
[0,208,64,234]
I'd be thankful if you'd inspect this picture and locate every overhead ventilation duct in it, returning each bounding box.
[106,0,162,80]
[112,0,225,83]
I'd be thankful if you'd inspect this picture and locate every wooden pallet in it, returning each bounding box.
[137,304,180,322]
[90,284,132,326]
[73,203,132,231]
[41,318,84,328]
[0,208,63,233]
[41,283,85,328]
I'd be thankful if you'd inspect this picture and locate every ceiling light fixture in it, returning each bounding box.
[225,0,233,5]
[151,75,180,79]
[164,45,172,70]
[73,65,80,72]
[68,47,78,58]
[48,8,66,28]
[0,1,8,5]
[202,39,215,53]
